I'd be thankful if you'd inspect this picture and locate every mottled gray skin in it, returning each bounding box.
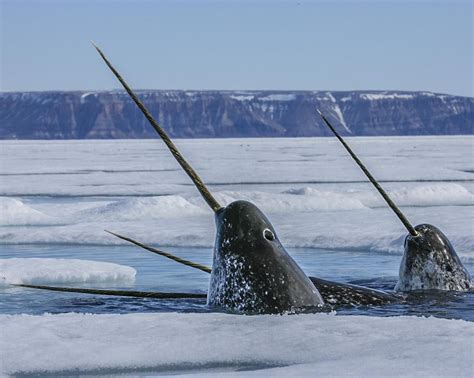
[309,277,399,306]
[208,200,324,314]
[395,224,472,292]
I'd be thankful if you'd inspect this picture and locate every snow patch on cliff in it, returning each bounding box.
[361,93,415,100]
[326,93,351,133]
[230,95,255,101]
[260,94,296,101]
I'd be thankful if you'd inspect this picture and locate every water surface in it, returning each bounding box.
[1,244,472,321]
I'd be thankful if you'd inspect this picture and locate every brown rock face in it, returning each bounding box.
[0,90,472,139]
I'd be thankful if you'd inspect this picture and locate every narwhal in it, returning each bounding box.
[20,45,324,315]
[317,109,472,292]
[16,44,400,311]
[92,44,402,309]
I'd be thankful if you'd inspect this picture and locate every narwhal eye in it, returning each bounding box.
[263,228,275,241]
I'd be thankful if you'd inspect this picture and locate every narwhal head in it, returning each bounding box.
[209,200,324,314]
[317,109,472,293]
[94,44,324,314]
[396,224,472,291]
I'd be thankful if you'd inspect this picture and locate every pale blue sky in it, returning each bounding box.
[1,0,472,96]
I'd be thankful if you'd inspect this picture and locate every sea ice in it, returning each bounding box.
[0,197,59,226]
[0,258,136,286]
[0,312,472,376]
[0,137,472,260]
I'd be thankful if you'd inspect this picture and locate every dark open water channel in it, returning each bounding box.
[1,245,472,321]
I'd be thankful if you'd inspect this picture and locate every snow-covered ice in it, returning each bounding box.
[0,197,59,226]
[0,137,473,376]
[0,137,473,260]
[0,258,136,286]
[0,312,472,376]
[76,195,207,221]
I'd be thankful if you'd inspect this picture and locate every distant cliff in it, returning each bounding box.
[0,90,472,139]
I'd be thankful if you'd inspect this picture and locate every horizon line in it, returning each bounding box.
[0,89,471,98]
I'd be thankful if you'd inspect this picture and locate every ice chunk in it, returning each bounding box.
[0,198,58,226]
[0,258,136,286]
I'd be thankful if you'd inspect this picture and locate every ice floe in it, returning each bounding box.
[0,258,136,286]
